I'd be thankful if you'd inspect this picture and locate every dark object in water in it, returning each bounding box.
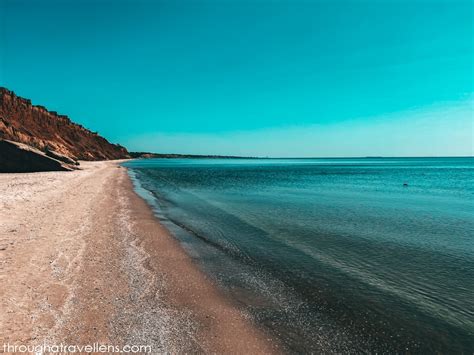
[403,182,409,187]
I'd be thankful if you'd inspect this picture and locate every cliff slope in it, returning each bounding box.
[0,140,77,173]
[0,87,129,160]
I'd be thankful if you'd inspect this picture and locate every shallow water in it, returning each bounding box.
[123,157,474,353]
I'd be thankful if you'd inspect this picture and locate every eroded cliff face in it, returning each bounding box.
[0,87,129,160]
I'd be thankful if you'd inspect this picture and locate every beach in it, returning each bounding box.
[0,161,278,353]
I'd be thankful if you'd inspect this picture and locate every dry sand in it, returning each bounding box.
[0,161,279,353]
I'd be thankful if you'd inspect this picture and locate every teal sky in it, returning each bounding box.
[0,0,472,157]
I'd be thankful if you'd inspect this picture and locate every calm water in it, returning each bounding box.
[123,157,474,353]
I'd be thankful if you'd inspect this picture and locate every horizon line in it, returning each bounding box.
[131,153,474,159]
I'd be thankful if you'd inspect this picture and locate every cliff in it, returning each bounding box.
[0,87,129,161]
[0,140,77,173]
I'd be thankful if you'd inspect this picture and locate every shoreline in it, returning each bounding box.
[0,161,278,353]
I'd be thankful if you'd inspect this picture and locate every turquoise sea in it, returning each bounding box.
[123,157,474,353]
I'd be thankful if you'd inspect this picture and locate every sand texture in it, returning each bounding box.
[0,161,278,353]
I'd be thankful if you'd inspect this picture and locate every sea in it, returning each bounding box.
[122,157,474,353]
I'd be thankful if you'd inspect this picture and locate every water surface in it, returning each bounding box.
[123,157,474,353]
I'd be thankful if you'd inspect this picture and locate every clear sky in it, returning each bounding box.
[0,0,472,157]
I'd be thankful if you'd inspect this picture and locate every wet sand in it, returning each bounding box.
[0,161,278,353]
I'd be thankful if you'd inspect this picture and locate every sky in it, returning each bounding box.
[0,0,472,157]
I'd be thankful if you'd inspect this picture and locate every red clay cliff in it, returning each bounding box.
[0,87,129,161]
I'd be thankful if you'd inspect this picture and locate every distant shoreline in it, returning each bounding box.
[131,153,474,160]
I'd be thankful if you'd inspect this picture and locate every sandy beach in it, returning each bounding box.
[0,161,278,353]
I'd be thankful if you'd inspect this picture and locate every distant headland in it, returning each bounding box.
[129,152,258,159]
